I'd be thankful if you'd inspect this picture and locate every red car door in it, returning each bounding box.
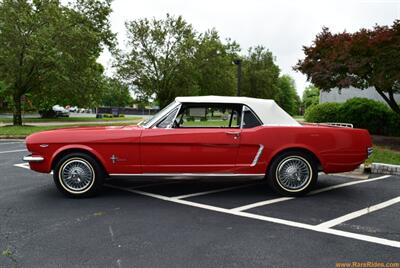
[140,103,242,174]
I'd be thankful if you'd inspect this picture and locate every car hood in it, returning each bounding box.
[26,125,143,145]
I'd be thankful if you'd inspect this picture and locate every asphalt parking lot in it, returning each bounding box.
[0,140,399,267]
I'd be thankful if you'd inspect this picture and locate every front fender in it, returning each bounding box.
[50,144,108,173]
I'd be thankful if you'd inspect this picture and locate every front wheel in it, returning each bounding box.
[267,151,318,196]
[53,152,105,198]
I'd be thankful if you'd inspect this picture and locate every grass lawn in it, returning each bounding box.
[0,123,135,137]
[181,120,234,127]
[365,146,400,165]
[293,115,304,122]
[0,116,141,123]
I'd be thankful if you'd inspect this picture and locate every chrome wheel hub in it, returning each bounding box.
[61,159,94,192]
[276,157,311,191]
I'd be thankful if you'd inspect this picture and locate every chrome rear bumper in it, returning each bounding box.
[23,155,44,162]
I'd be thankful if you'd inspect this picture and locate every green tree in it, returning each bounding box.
[302,85,320,110]
[0,81,9,111]
[115,14,198,108]
[194,30,239,97]
[30,63,107,114]
[241,46,280,100]
[276,75,300,115]
[295,21,400,115]
[0,0,114,125]
[100,78,133,107]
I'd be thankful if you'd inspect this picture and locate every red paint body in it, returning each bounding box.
[25,124,372,176]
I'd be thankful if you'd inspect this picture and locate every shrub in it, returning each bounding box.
[304,102,341,123]
[388,112,400,136]
[305,97,400,136]
[338,98,391,135]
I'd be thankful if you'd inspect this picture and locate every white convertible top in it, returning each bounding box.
[175,96,301,126]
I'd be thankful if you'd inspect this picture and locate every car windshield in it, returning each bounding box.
[140,101,178,128]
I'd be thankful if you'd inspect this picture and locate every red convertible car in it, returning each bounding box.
[24,96,372,197]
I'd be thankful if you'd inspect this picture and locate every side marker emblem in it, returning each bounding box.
[110,154,118,164]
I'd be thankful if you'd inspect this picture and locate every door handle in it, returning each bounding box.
[226,131,240,137]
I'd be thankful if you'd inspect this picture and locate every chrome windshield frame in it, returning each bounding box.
[151,104,182,129]
[141,101,181,128]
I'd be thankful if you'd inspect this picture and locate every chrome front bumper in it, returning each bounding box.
[23,155,44,162]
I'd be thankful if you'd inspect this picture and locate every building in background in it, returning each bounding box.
[320,87,400,104]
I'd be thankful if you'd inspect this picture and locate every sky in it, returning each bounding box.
[98,0,400,97]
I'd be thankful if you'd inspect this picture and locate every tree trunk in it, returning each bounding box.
[387,90,400,115]
[375,87,400,115]
[13,94,23,126]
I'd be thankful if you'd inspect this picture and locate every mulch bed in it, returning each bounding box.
[372,135,400,151]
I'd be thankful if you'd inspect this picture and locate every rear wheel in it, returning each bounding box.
[267,151,318,196]
[53,152,105,198]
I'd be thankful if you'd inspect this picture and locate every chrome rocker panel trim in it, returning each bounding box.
[109,173,265,178]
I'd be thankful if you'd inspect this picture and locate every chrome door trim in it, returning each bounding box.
[250,144,264,167]
[240,105,246,129]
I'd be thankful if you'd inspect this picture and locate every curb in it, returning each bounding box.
[369,163,400,176]
[0,136,27,139]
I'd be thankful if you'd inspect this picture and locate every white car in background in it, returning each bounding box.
[52,105,70,117]
[68,106,78,113]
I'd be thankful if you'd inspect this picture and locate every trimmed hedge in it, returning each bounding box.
[304,102,341,123]
[339,98,390,135]
[304,98,400,136]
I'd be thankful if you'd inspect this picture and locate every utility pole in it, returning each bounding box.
[233,59,242,96]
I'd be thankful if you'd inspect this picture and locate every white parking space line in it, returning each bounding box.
[14,162,54,174]
[172,182,263,199]
[310,175,392,195]
[14,163,400,248]
[230,175,392,212]
[317,196,400,228]
[0,149,27,154]
[0,141,24,145]
[104,184,400,249]
[13,163,30,170]
[231,197,294,212]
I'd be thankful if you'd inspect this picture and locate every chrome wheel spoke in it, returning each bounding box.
[60,159,94,192]
[277,157,311,191]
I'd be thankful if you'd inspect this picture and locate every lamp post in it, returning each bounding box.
[233,59,242,96]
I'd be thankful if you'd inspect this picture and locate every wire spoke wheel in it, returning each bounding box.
[60,159,95,192]
[276,156,312,192]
